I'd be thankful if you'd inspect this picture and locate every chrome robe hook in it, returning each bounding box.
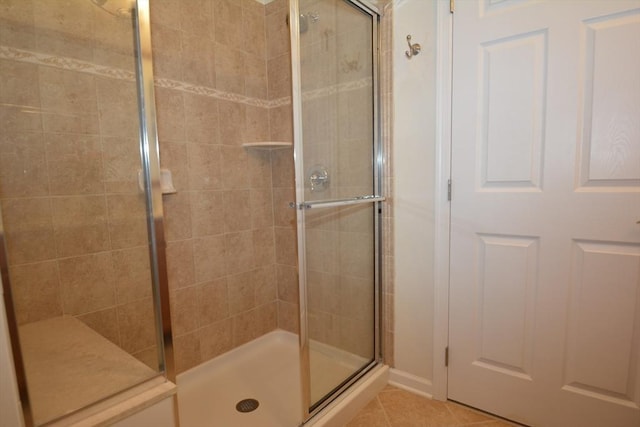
[405,35,421,59]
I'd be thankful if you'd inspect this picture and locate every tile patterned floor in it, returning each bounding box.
[345,385,517,427]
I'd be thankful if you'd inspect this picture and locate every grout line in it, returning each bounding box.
[377,394,394,427]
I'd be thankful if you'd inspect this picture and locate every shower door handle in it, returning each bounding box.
[289,195,385,211]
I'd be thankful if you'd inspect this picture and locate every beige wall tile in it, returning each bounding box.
[197,278,229,326]
[106,194,148,250]
[34,1,94,61]
[268,104,293,144]
[245,106,270,144]
[253,228,275,267]
[92,6,136,70]
[214,43,245,95]
[132,346,160,371]
[199,318,233,360]
[0,131,48,198]
[149,0,181,30]
[52,195,109,257]
[274,226,297,266]
[10,261,61,325]
[223,190,251,232]
[46,133,104,195]
[112,246,153,304]
[218,100,246,146]
[182,34,216,87]
[213,0,243,50]
[171,286,199,337]
[244,54,268,100]
[220,146,249,190]
[150,23,183,81]
[267,54,292,100]
[58,252,116,315]
[159,142,189,191]
[339,232,373,280]
[166,239,196,290]
[155,87,185,143]
[187,144,222,190]
[1,198,55,265]
[96,77,139,139]
[118,297,157,354]
[277,300,299,333]
[39,67,99,134]
[78,307,120,346]
[242,6,266,58]
[193,235,226,282]
[254,265,276,306]
[248,148,272,189]
[0,104,42,133]
[190,191,225,236]
[163,191,193,241]
[174,331,201,374]
[102,136,140,194]
[272,186,295,227]
[276,264,298,304]
[184,93,219,144]
[224,231,254,274]
[270,148,294,188]
[256,302,277,336]
[266,6,289,60]
[231,307,258,347]
[307,270,339,314]
[180,0,213,38]
[0,0,36,50]
[228,270,255,315]
[250,189,274,229]
[339,276,373,322]
[265,0,287,15]
[0,60,40,108]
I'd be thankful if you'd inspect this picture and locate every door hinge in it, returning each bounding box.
[445,346,449,367]
[450,0,455,13]
[447,179,452,201]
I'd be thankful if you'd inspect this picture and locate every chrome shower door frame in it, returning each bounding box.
[289,0,383,422]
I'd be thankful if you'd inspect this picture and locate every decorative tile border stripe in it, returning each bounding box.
[0,46,136,81]
[1,45,372,109]
[153,77,275,108]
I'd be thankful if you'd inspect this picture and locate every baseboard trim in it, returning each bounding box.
[388,368,434,399]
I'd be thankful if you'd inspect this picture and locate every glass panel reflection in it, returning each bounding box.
[305,203,375,407]
[0,1,161,424]
[300,0,375,203]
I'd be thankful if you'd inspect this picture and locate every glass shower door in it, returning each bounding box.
[0,1,167,425]
[290,0,381,415]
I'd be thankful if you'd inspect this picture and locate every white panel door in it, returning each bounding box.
[449,1,640,426]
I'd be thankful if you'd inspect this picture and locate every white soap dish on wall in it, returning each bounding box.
[137,169,177,194]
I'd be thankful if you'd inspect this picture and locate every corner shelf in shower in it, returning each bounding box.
[242,142,292,149]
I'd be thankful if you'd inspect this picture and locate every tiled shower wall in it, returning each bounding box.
[0,0,297,374]
[0,0,159,366]
[150,0,296,373]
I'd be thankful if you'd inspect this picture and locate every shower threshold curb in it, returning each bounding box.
[305,364,389,427]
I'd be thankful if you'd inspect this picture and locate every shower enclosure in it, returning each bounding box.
[0,0,384,425]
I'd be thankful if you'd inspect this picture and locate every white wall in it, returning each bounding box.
[391,0,438,394]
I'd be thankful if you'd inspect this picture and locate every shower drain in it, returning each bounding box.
[236,398,260,413]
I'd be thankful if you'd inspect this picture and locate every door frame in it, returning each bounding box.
[432,0,454,401]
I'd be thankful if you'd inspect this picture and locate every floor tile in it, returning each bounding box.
[345,386,519,427]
